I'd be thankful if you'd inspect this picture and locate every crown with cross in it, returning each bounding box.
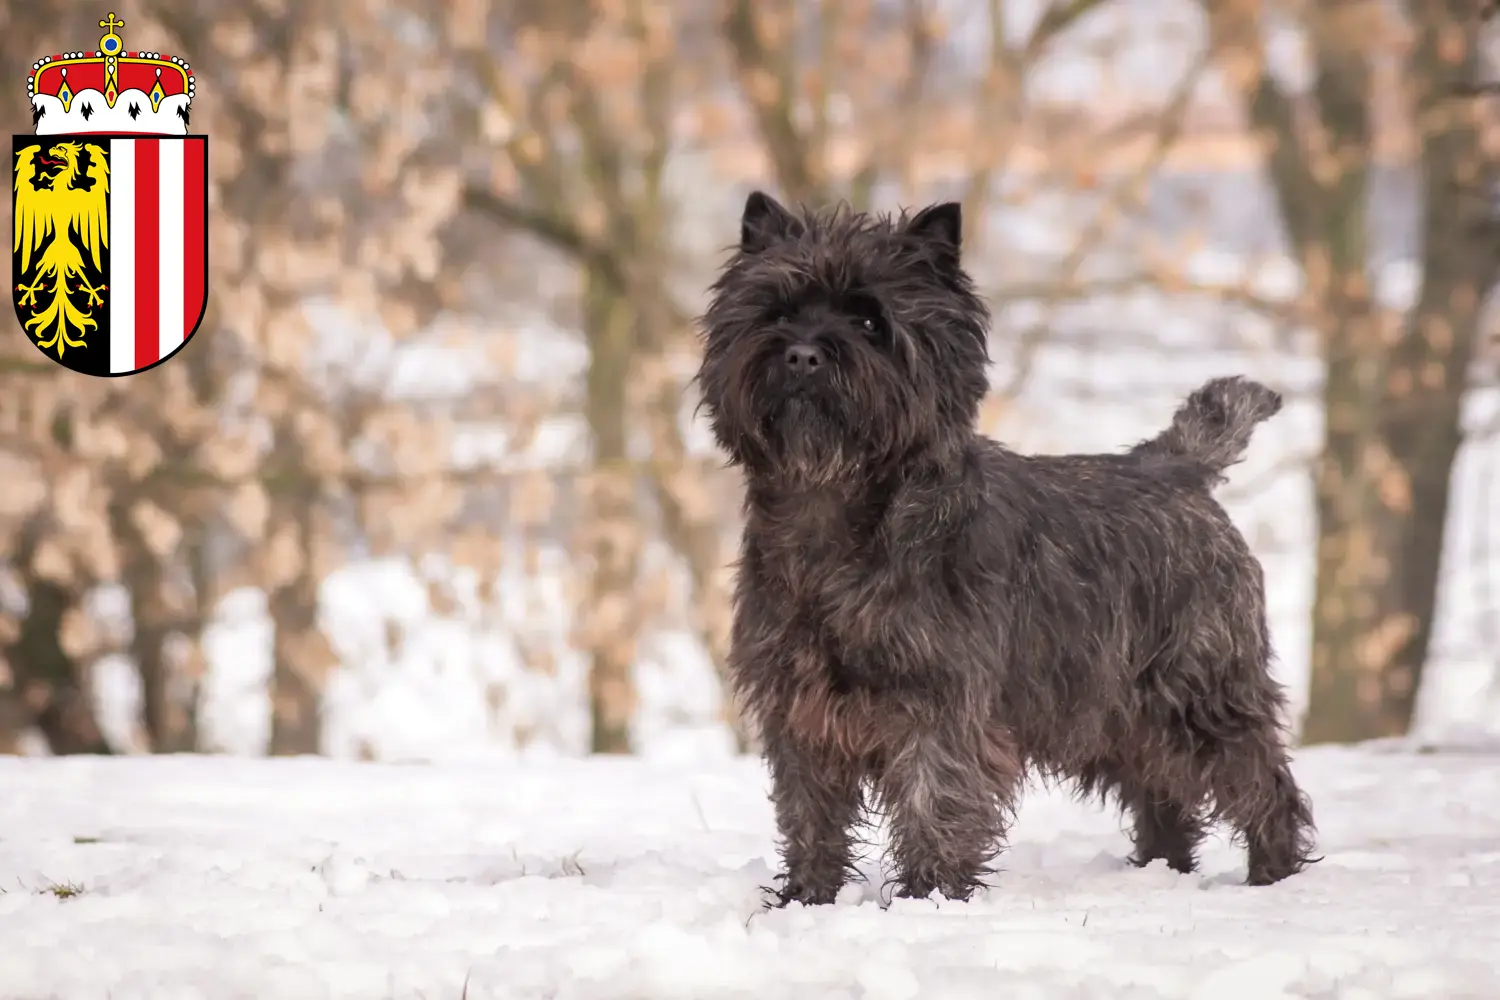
[27,13,196,136]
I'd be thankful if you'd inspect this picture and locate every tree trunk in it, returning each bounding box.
[111,500,199,753]
[267,502,331,756]
[1305,299,1410,742]
[4,574,110,754]
[0,693,27,753]
[1304,305,1478,742]
[1302,2,1492,742]
[129,560,194,752]
[580,272,641,754]
[636,320,753,754]
[268,570,326,756]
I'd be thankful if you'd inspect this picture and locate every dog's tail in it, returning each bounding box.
[1132,376,1283,474]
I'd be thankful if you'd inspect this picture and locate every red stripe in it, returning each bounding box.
[183,139,205,340]
[134,139,160,370]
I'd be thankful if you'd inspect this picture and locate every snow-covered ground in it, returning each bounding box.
[3,745,1498,999]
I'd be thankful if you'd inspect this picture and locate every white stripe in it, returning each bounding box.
[158,139,185,359]
[109,139,136,375]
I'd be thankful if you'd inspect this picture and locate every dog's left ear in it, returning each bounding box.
[741,190,804,253]
[905,202,962,265]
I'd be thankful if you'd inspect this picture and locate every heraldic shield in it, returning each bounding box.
[13,14,208,377]
[13,137,209,377]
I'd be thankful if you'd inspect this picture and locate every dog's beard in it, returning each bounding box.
[722,347,866,484]
[769,394,857,484]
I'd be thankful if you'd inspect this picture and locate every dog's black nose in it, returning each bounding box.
[784,343,825,376]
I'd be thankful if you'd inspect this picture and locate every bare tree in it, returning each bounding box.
[136,0,475,755]
[1203,0,1499,741]
[455,0,720,752]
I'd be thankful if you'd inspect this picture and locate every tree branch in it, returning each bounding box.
[1023,0,1112,64]
[960,0,1112,255]
[850,0,935,210]
[995,40,1216,400]
[995,268,1305,324]
[462,184,629,292]
[724,0,825,205]
[1198,0,1351,259]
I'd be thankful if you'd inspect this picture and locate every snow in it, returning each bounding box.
[3,746,1499,999]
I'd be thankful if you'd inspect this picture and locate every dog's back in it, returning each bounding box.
[974,437,1269,709]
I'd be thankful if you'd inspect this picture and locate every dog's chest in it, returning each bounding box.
[751,496,876,607]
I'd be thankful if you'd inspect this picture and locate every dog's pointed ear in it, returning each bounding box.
[905,202,962,264]
[741,190,803,253]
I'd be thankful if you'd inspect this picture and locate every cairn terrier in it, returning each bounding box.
[694,191,1316,906]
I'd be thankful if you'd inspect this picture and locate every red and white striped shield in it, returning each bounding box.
[12,134,208,377]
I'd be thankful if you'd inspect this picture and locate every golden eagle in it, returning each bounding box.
[13,142,110,356]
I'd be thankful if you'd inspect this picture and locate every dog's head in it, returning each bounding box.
[695,192,991,484]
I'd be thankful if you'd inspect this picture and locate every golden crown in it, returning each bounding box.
[27,13,196,136]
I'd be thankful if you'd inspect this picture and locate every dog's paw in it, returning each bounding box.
[891,876,983,904]
[761,872,842,908]
[1246,852,1320,886]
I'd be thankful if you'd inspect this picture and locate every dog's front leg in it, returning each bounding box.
[880,719,1022,902]
[761,725,865,907]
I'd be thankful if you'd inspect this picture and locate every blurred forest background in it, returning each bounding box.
[1,0,1497,760]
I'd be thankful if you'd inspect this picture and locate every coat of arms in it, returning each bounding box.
[12,13,208,376]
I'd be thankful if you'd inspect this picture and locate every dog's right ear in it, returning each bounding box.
[741,190,803,253]
[905,202,962,266]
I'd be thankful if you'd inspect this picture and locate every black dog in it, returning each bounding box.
[695,191,1316,906]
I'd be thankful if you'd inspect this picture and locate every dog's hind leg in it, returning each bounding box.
[1207,729,1317,885]
[879,724,1022,902]
[1123,783,1206,874]
[1173,659,1317,886]
[1076,756,1205,874]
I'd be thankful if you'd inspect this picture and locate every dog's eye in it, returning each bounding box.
[841,292,887,341]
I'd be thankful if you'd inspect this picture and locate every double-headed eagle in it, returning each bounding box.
[13,142,110,356]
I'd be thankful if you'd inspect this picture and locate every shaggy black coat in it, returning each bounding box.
[695,191,1317,906]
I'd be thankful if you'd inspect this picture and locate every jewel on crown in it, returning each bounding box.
[27,13,196,136]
